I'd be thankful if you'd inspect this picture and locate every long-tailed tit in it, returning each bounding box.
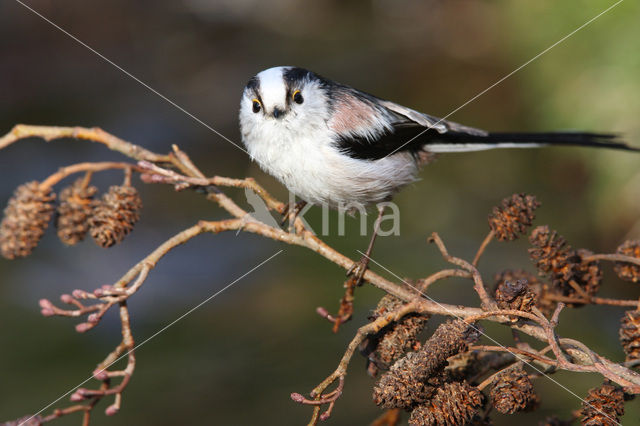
[239,66,637,209]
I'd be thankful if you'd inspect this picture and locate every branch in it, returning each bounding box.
[4,124,640,425]
[428,232,496,310]
[0,125,170,163]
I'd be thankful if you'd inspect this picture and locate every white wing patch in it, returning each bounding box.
[379,99,488,137]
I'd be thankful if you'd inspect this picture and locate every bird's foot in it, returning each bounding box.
[346,256,370,287]
[279,200,307,230]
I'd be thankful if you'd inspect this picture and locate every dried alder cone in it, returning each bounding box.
[614,240,640,283]
[493,269,556,316]
[373,319,480,409]
[579,383,624,426]
[619,310,640,361]
[489,367,538,414]
[0,181,55,259]
[408,381,483,426]
[361,294,430,375]
[529,226,574,286]
[89,185,142,248]
[488,193,540,241]
[55,178,98,245]
[529,226,602,301]
[372,353,448,409]
[494,271,537,315]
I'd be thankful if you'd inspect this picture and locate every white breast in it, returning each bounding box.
[241,115,418,207]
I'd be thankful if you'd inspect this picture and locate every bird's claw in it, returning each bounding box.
[280,200,307,227]
[347,258,369,287]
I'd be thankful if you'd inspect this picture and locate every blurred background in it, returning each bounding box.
[1,1,639,424]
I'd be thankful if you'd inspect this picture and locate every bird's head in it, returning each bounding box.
[239,66,330,147]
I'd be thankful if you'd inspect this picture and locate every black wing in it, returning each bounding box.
[336,98,637,160]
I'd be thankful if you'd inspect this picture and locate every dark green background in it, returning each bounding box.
[1,1,639,424]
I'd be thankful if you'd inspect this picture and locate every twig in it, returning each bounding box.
[472,230,494,267]
[0,124,170,162]
[477,362,525,391]
[470,345,560,368]
[582,253,640,267]
[416,269,472,291]
[541,304,571,368]
[292,301,419,424]
[39,162,138,190]
[544,293,639,307]
[428,232,496,310]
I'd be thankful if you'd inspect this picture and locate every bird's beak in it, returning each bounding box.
[272,107,285,119]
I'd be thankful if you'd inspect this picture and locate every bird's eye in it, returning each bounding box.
[252,99,261,113]
[292,90,304,104]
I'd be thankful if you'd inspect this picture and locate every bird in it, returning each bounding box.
[239,66,637,209]
[239,66,638,283]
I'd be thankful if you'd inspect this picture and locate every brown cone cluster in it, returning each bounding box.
[373,319,480,409]
[55,179,98,246]
[488,194,540,241]
[529,226,601,301]
[579,383,624,426]
[619,310,640,361]
[408,381,483,426]
[490,367,538,414]
[362,294,429,375]
[0,181,55,259]
[613,240,640,283]
[89,185,142,248]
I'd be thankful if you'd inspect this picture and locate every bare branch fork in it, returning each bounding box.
[1,124,640,425]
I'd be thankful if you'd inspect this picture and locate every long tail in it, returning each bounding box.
[424,132,639,153]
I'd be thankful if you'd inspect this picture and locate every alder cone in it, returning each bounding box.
[55,179,98,245]
[490,367,538,414]
[363,294,429,374]
[372,319,480,409]
[488,193,540,241]
[89,185,142,248]
[0,181,55,259]
[494,274,536,315]
[580,383,624,426]
[614,240,640,283]
[529,226,574,287]
[529,227,602,302]
[408,381,483,426]
[619,310,640,361]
